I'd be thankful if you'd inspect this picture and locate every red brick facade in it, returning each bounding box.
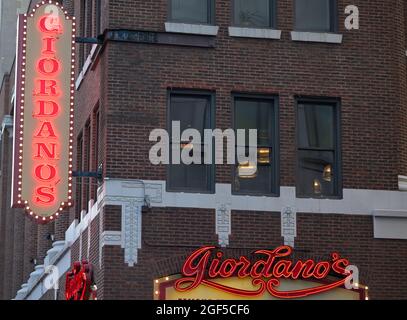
[1,0,407,300]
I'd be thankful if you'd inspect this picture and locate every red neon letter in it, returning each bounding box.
[35,164,57,181]
[38,58,60,75]
[35,186,56,204]
[35,143,57,159]
[42,37,57,54]
[37,79,58,95]
[35,122,57,138]
[39,15,62,33]
[34,101,59,117]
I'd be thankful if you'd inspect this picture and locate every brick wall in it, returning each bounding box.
[103,0,407,189]
[1,0,407,300]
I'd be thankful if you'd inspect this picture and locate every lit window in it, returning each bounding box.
[233,95,279,196]
[297,99,341,198]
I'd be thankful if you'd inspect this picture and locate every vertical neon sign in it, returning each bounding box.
[12,1,75,223]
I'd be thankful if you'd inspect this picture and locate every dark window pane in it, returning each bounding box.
[235,99,273,146]
[297,150,335,196]
[234,0,271,28]
[171,0,210,24]
[234,146,273,194]
[298,103,334,149]
[170,95,210,137]
[234,98,275,195]
[168,93,212,192]
[295,0,331,32]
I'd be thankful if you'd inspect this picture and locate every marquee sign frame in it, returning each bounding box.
[12,1,76,223]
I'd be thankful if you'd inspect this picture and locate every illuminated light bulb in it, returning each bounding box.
[155,291,159,295]
[365,297,369,300]
[18,201,21,204]
[165,277,169,281]
[35,216,39,219]
[155,280,159,284]
[313,179,322,194]
[56,212,59,216]
[30,212,33,216]
[323,164,332,182]
[68,202,72,206]
[365,286,369,290]
[50,216,53,220]
[238,162,258,179]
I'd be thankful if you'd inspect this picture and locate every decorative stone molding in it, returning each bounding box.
[27,265,44,290]
[98,179,148,267]
[44,241,66,266]
[281,207,297,247]
[15,284,28,300]
[100,231,122,247]
[216,204,231,247]
[122,202,143,266]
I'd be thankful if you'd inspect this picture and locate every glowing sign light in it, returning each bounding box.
[172,246,365,299]
[12,1,75,223]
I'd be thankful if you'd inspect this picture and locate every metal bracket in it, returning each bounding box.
[72,164,103,182]
[75,35,103,45]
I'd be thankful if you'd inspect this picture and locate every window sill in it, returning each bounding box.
[228,27,281,39]
[291,31,343,44]
[165,22,219,36]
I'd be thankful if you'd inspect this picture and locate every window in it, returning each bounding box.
[76,133,83,219]
[169,0,214,24]
[294,0,337,32]
[233,95,279,196]
[92,107,101,201]
[296,99,341,198]
[95,0,102,36]
[167,91,214,193]
[234,0,276,28]
[84,121,91,208]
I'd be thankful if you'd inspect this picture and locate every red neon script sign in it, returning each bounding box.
[12,2,75,223]
[175,246,353,299]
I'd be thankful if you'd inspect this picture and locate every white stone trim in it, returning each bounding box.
[100,231,122,247]
[216,204,231,247]
[291,31,343,44]
[399,175,407,191]
[165,22,219,36]
[373,210,407,239]
[142,181,407,216]
[281,207,297,247]
[228,27,281,39]
[75,43,99,90]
